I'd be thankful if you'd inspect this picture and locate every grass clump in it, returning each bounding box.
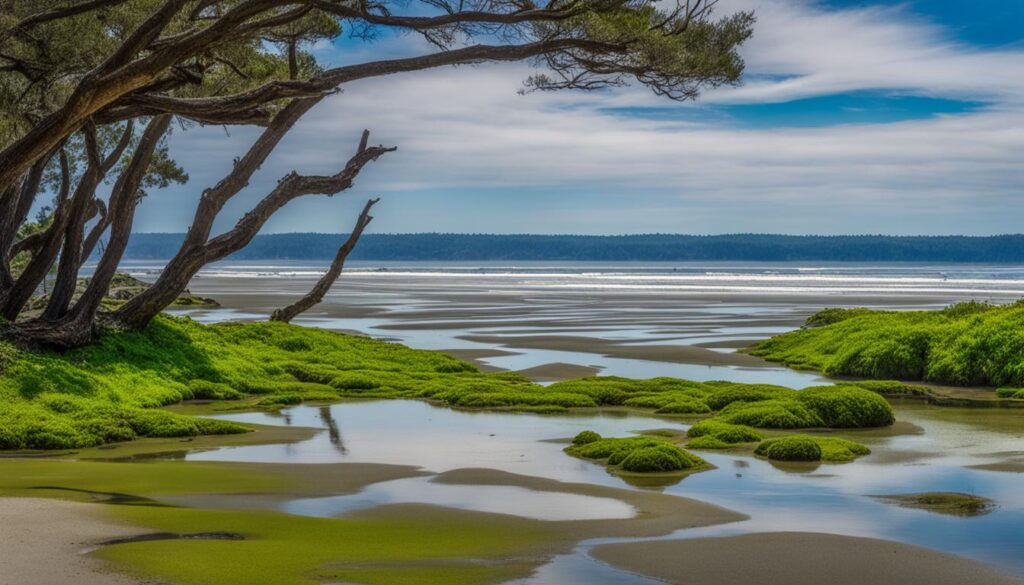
[716,399,825,429]
[752,301,1024,387]
[572,430,602,445]
[654,398,712,415]
[566,434,706,474]
[755,435,870,463]
[686,420,763,444]
[996,387,1024,399]
[795,386,895,428]
[619,444,703,472]
[754,436,821,461]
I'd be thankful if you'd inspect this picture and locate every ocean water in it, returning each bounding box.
[118,260,1024,300]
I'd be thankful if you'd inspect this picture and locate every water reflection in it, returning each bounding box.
[282,476,636,521]
[191,400,1024,574]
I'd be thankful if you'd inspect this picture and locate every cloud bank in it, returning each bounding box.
[141,0,1024,235]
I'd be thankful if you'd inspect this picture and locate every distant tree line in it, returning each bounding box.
[117,233,1024,263]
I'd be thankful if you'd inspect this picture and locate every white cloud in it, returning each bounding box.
[143,0,1024,235]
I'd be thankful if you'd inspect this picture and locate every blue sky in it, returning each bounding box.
[136,0,1024,235]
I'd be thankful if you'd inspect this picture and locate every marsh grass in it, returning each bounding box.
[752,301,1024,387]
[754,435,870,462]
[565,434,707,474]
[0,316,897,450]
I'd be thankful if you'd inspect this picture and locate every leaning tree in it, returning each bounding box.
[0,0,753,347]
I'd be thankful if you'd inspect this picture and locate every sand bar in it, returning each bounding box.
[591,532,1024,585]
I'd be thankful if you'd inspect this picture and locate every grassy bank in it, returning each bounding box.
[0,315,900,451]
[751,301,1024,389]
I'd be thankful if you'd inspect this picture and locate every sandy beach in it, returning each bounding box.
[0,498,149,585]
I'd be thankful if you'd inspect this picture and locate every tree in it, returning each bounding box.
[0,0,754,347]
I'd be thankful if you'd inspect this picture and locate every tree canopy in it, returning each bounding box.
[0,0,754,346]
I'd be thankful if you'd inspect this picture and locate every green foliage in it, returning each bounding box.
[996,387,1024,399]
[701,384,795,410]
[754,436,822,461]
[619,444,704,473]
[566,434,706,474]
[753,301,1024,387]
[804,308,873,328]
[686,420,763,443]
[716,399,825,429]
[654,398,712,414]
[572,431,602,445]
[187,380,242,400]
[0,315,898,451]
[795,386,895,428]
[755,435,870,463]
[849,380,928,396]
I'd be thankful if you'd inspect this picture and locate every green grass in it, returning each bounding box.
[0,316,898,450]
[98,505,555,585]
[571,430,602,445]
[996,387,1024,399]
[565,435,707,474]
[752,301,1024,387]
[685,420,763,444]
[754,435,871,463]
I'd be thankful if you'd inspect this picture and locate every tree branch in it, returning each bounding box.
[270,197,379,323]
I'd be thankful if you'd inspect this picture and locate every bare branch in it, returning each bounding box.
[270,197,379,323]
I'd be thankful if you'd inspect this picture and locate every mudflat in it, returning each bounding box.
[591,532,1024,585]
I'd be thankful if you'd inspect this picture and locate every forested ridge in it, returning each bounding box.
[119,233,1024,262]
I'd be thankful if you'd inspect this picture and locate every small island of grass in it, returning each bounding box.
[874,492,995,517]
[754,435,871,463]
[566,432,708,475]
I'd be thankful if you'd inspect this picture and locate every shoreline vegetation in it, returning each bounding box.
[0,301,1018,584]
[752,302,1024,396]
[0,314,899,454]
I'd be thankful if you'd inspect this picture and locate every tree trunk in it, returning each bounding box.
[11,117,171,348]
[271,197,378,323]
[74,116,171,327]
[1,135,101,321]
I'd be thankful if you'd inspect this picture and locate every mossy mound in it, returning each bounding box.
[716,399,825,429]
[795,386,895,428]
[566,434,706,474]
[752,301,1024,387]
[686,420,763,444]
[654,398,712,415]
[754,436,822,461]
[620,444,703,472]
[549,377,894,432]
[572,430,602,445]
[755,435,870,463]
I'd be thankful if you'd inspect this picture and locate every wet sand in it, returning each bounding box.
[591,532,1024,585]
[0,498,149,585]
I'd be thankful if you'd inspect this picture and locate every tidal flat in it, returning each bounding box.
[4,262,1024,584]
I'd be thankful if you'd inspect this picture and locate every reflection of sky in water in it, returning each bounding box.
[192,400,1024,574]
[167,265,1024,578]
[282,476,636,521]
